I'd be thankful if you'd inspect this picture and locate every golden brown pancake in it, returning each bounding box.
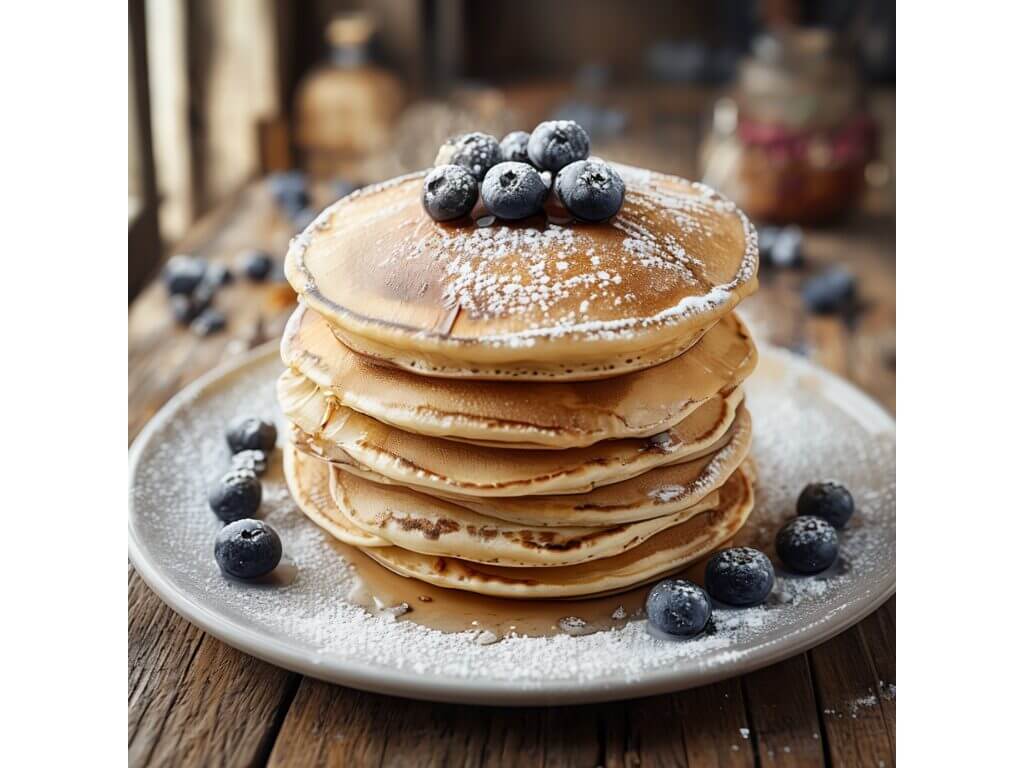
[278,368,744,498]
[282,302,757,448]
[328,466,721,568]
[357,464,755,599]
[285,164,758,381]
[282,443,389,548]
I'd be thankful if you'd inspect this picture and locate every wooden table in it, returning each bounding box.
[129,178,895,767]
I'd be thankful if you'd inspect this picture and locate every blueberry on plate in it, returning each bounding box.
[239,249,274,282]
[776,516,839,574]
[797,481,855,529]
[555,159,626,221]
[231,449,268,476]
[208,470,262,523]
[801,267,856,315]
[481,162,548,220]
[191,306,226,337]
[163,254,207,296]
[436,132,501,181]
[499,131,532,163]
[645,578,712,637]
[422,164,478,222]
[215,519,282,579]
[704,547,775,607]
[227,417,278,454]
[527,120,590,172]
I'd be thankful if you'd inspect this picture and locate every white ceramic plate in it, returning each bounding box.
[128,344,895,706]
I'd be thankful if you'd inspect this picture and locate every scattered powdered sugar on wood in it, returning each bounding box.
[130,346,894,689]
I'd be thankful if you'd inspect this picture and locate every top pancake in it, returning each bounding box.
[282,302,757,449]
[285,164,758,381]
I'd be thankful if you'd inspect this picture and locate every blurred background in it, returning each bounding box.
[128,0,895,423]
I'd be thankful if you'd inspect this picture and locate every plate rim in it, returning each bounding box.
[128,342,895,706]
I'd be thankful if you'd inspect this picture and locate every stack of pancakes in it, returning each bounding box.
[279,164,760,599]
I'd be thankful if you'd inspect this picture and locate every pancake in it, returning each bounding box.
[357,463,755,599]
[282,302,757,449]
[295,406,749,528]
[285,164,758,381]
[278,368,744,498]
[327,464,721,568]
[437,407,751,526]
[282,443,389,548]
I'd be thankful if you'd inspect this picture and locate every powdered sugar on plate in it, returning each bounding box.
[128,344,894,697]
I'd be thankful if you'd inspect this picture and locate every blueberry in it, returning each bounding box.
[776,516,839,574]
[208,470,262,523]
[769,225,804,268]
[268,171,310,214]
[422,164,478,222]
[239,249,274,282]
[499,131,531,163]
[214,519,282,579]
[527,120,590,172]
[202,262,233,288]
[797,481,855,529]
[757,226,779,261]
[555,159,626,221]
[481,162,548,220]
[231,449,268,476]
[801,267,856,315]
[645,578,712,637]
[227,417,278,453]
[170,294,201,326]
[436,132,501,180]
[191,307,226,336]
[163,255,207,296]
[704,547,775,606]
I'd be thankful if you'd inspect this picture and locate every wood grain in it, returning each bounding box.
[129,568,299,767]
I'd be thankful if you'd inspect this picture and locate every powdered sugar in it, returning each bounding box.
[129,344,894,694]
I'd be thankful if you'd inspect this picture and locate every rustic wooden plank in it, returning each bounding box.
[128,568,298,767]
[742,654,826,767]
[677,679,756,767]
[809,625,894,768]
[858,598,897,752]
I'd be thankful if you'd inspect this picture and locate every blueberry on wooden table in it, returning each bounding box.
[801,267,856,314]
[499,131,532,164]
[208,469,262,523]
[776,516,839,574]
[163,254,207,296]
[481,162,548,220]
[422,164,478,222]
[797,481,855,529]
[527,120,590,172]
[555,159,626,221]
[268,170,310,214]
[704,547,775,607]
[645,578,712,637]
[190,307,226,337]
[170,294,201,326]
[238,249,274,282]
[215,519,282,579]
[226,417,277,454]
